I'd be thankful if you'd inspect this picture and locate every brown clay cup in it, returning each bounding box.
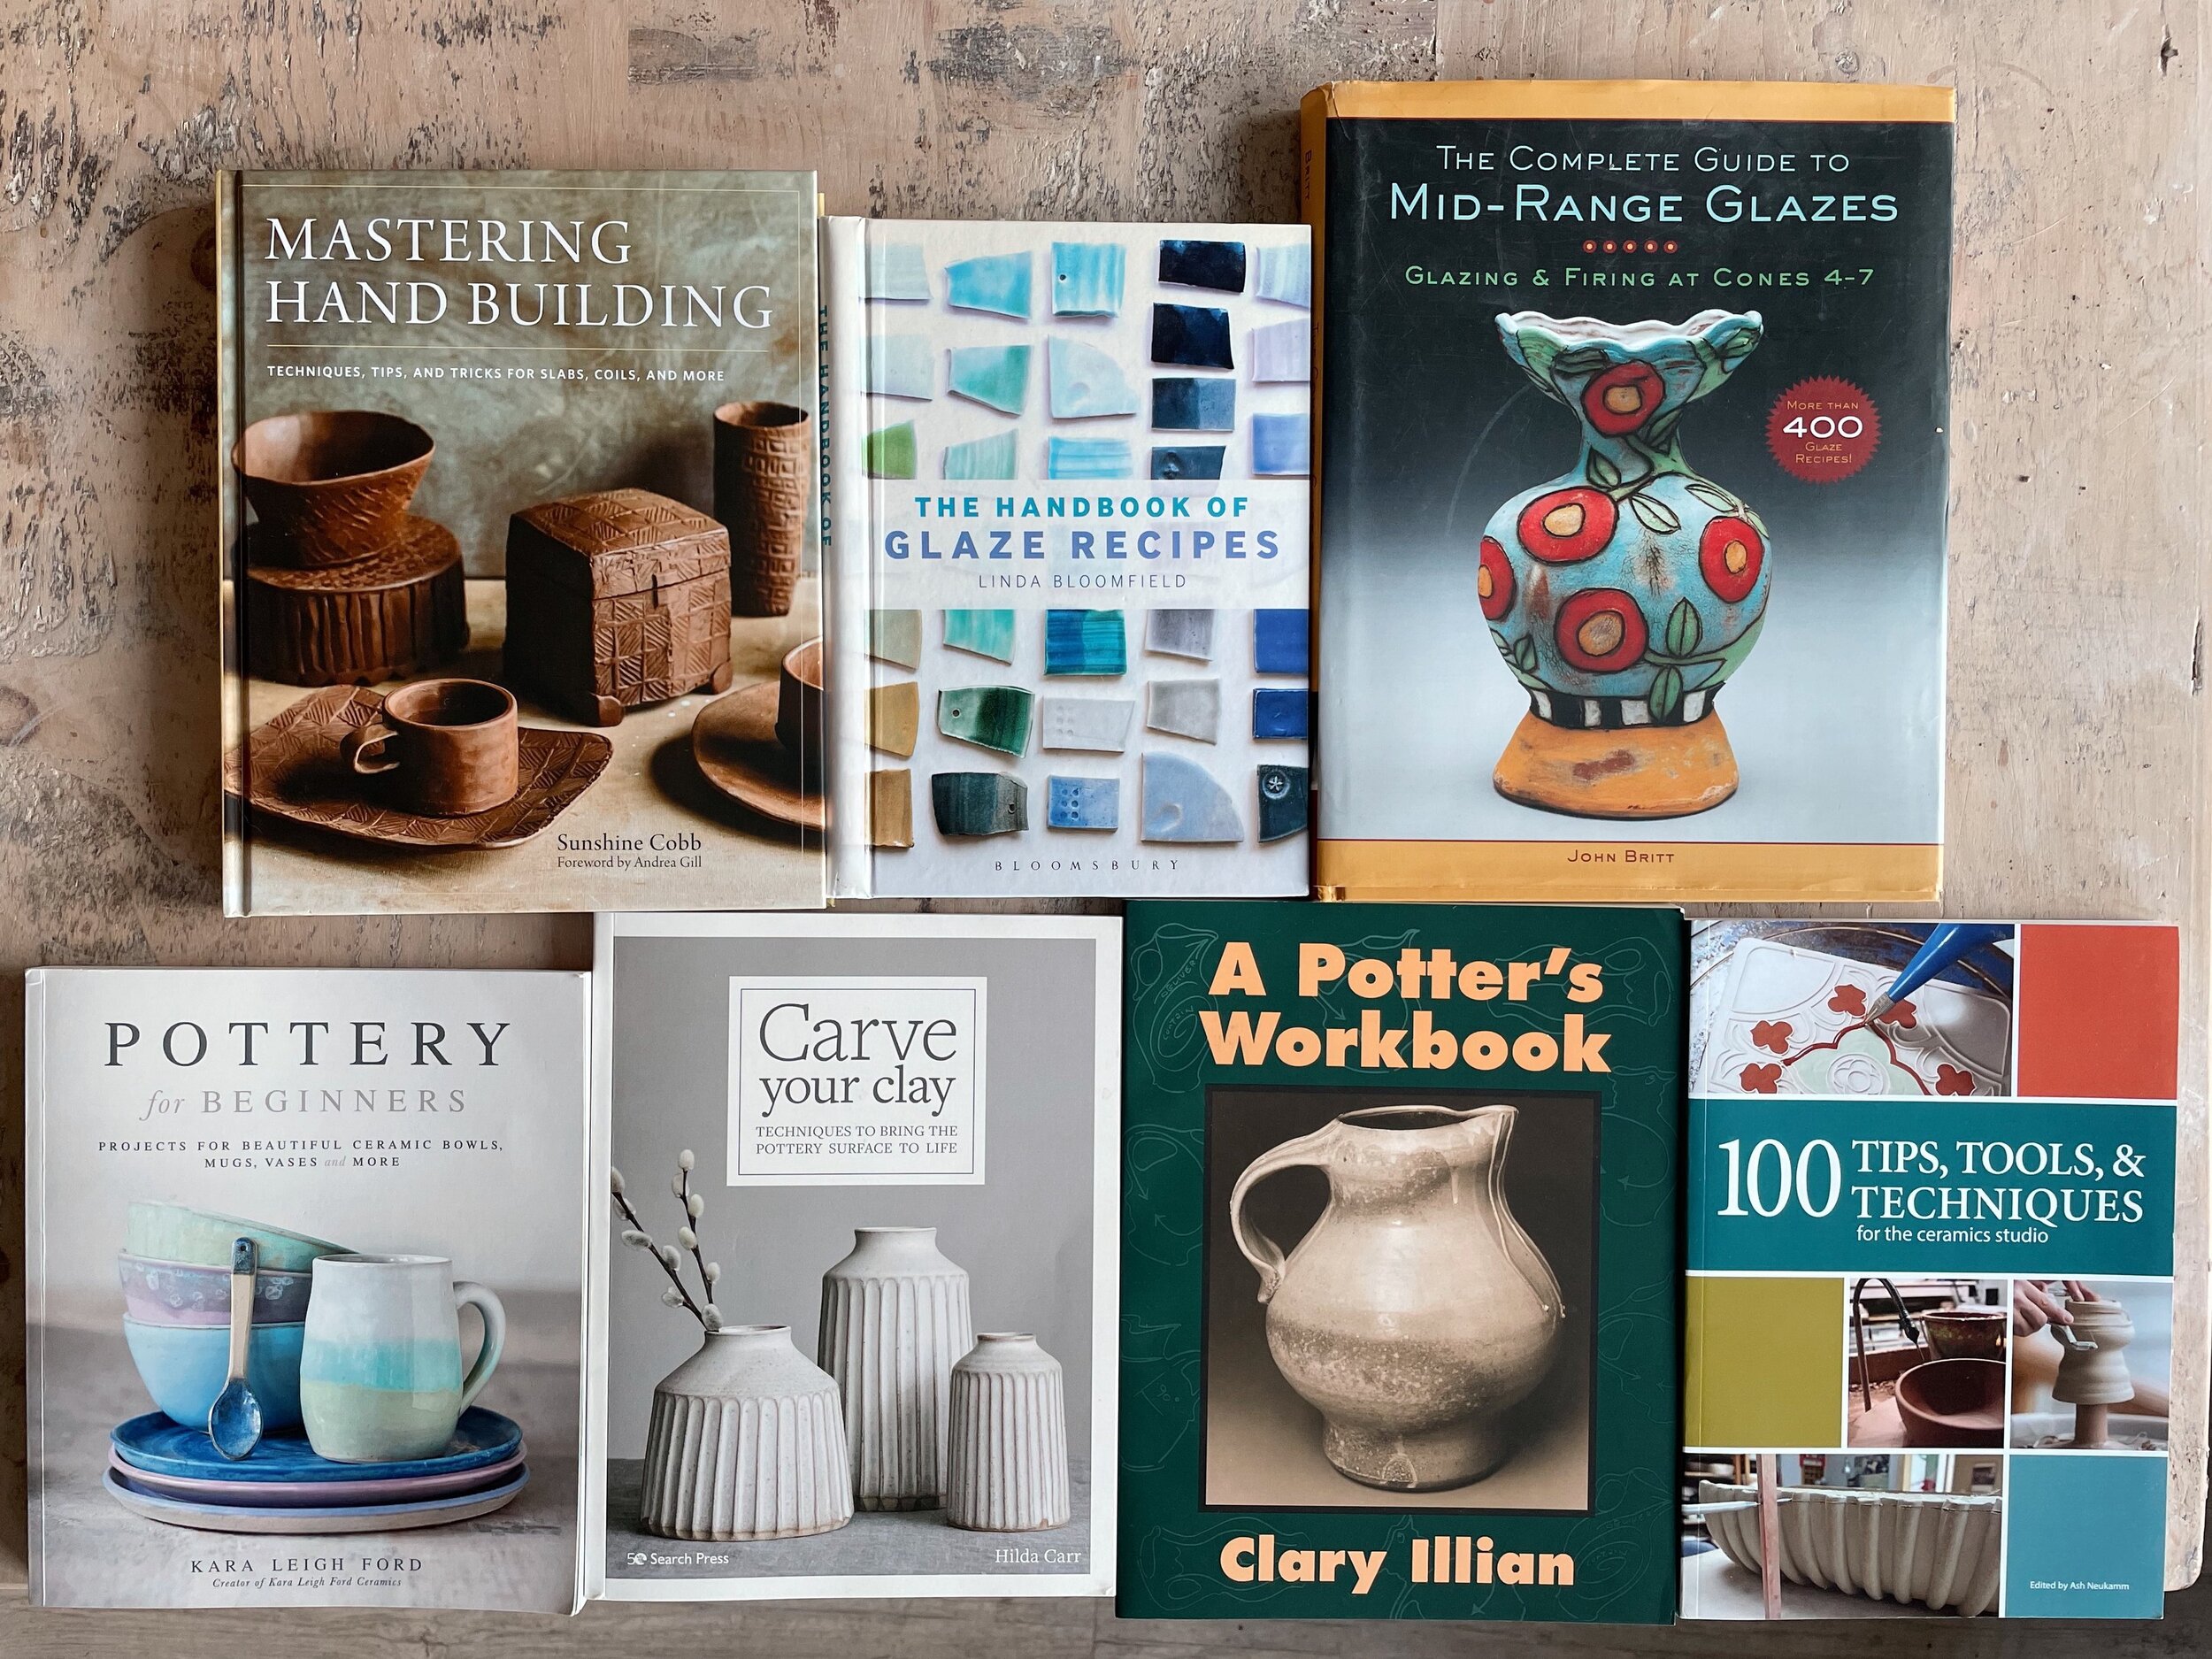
[340,678,519,817]
[775,639,825,784]
[234,411,435,569]
[713,401,812,617]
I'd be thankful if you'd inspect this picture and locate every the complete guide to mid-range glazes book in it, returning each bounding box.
[1302,81,1955,902]
[24,969,592,1612]
[1680,919,2180,1620]
[217,171,826,916]
[587,913,1120,1600]
[821,218,1313,899]
[1118,901,1683,1621]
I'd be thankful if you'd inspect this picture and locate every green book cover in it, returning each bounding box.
[1118,900,1683,1620]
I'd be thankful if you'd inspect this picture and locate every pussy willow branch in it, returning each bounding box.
[675,1166,718,1313]
[613,1186,708,1326]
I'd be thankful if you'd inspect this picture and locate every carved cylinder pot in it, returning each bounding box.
[713,400,813,617]
[817,1226,973,1510]
[945,1333,1071,1532]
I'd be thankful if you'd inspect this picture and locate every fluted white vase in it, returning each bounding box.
[639,1324,853,1541]
[946,1332,1071,1532]
[818,1225,973,1510]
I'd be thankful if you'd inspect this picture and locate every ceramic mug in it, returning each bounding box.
[339,679,518,816]
[301,1255,505,1463]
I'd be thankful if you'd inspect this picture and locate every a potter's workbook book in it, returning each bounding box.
[1680,921,2180,1620]
[216,171,826,917]
[819,218,1313,898]
[584,913,1119,1600]
[1118,902,1683,1621]
[1302,81,1954,902]
[24,968,592,1612]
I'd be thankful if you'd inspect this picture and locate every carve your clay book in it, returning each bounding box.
[23,968,593,1612]
[584,913,1119,1600]
[1681,920,2179,1619]
[1118,901,1682,1622]
[819,218,1313,898]
[1302,81,1954,902]
[216,171,826,917]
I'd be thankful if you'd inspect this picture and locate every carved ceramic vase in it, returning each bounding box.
[639,1324,853,1541]
[1479,309,1769,819]
[1697,1480,2001,1617]
[817,1226,974,1510]
[2053,1298,2136,1405]
[1228,1104,1563,1490]
[944,1333,1071,1532]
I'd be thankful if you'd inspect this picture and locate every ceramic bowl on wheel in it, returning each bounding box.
[117,1252,317,1327]
[122,1317,306,1431]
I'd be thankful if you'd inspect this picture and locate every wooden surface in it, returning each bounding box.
[0,0,2204,1646]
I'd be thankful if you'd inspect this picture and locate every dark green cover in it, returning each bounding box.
[1119,901,1682,1621]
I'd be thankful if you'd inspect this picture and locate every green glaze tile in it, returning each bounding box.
[932,772,1027,837]
[866,420,918,479]
[868,609,922,669]
[943,609,1017,663]
[937,685,1034,757]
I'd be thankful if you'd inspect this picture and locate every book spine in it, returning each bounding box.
[819,216,874,898]
[1301,91,1345,901]
[22,968,46,1604]
[215,173,248,916]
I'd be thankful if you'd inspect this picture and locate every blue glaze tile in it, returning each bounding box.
[1252,411,1310,476]
[866,334,933,399]
[1257,764,1310,842]
[948,344,1031,415]
[1150,303,1234,370]
[1045,609,1127,676]
[1151,378,1235,432]
[1248,317,1310,383]
[1140,751,1243,842]
[1150,445,1224,480]
[944,251,1033,319]
[1254,608,1310,674]
[1253,242,1312,308]
[1048,337,1141,419]
[1046,775,1119,831]
[865,242,930,302]
[943,609,1017,663]
[1048,436,1133,480]
[1157,239,1247,293]
[1051,242,1125,316]
[943,430,1017,480]
[1252,686,1310,740]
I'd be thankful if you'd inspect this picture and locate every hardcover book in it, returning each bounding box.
[24,968,592,1612]
[217,171,826,916]
[1118,900,1682,1621]
[819,218,1313,898]
[1680,920,2179,1619]
[1302,81,1954,902]
[586,912,1119,1600]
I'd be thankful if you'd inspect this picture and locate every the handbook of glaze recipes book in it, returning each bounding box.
[820,217,1314,899]
[586,912,1119,1600]
[1119,902,1683,1622]
[24,968,592,1613]
[1302,81,1954,902]
[1680,920,2181,1620]
[217,171,826,917]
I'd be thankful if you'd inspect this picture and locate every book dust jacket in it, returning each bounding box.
[1118,901,1682,1621]
[1302,81,1953,903]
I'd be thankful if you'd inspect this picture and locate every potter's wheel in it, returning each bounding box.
[2010,1409,2168,1451]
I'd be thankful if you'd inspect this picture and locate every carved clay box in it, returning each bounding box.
[503,488,733,726]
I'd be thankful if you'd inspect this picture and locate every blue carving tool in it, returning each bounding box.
[1867,923,2014,1019]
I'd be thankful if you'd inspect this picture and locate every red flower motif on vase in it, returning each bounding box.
[1877,999,1918,1029]
[1828,984,1867,1017]
[1935,1064,1976,1096]
[1750,1019,1792,1055]
[1740,1063,1782,1094]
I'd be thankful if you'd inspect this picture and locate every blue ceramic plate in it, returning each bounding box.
[111,1407,522,1484]
[104,1466,528,1534]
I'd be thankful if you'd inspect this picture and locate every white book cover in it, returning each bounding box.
[24,968,592,1613]
[821,217,1313,899]
[585,912,1119,1600]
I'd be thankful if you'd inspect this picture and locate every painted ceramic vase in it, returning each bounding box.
[2053,1298,2136,1406]
[300,1254,504,1463]
[816,1226,974,1510]
[639,1324,853,1541]
[944,1333,1071,1532]
[1228,1104,1563,1490]
[1480,309,1769,818]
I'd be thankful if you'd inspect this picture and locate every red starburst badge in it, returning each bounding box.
[1767,377,1880,483]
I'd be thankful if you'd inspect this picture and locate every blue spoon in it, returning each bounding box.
[207,1237,265,1460]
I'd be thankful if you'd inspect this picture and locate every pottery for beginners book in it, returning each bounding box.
[584,912,1119,1600]
[1302,81,1954,902]
[1118,901,1682,1621]
[1680,920,2179,1619]
[216,171,826,916]
[818,217,1313,899]
[23,968,593,1612]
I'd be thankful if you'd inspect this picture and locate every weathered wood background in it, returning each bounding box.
[1,0,2204,1647]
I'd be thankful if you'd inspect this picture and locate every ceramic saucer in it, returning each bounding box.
[111,1407,523,1483]
[108,1446,526,1508]
[690,679,823,831]
[104,1466,528,1534]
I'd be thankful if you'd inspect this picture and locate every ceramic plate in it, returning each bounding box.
[107,1447,527,1508]
[104,1467,528,1534]
[111,1408,523,1483]
[690,679,823,831]
[222,685,612,850]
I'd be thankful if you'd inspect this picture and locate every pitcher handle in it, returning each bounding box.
[1228,1125,1337,1305]
[452,1280,506,1412]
